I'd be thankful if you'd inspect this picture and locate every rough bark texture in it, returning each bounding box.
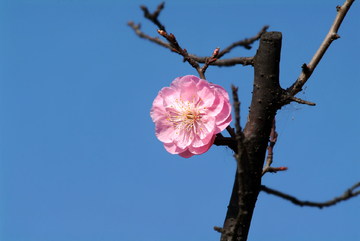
[221,32,284,241]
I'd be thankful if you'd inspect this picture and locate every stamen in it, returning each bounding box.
[166,94,204,136]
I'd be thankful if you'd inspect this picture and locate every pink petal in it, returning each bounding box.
[188,134,216,155]
[155,122,178,143]
[169,76,183,89]
[175,128,196,149]
[178,149,194,158]
[196,80,216,107]
[198,115,216,139]
[178,80,198,103]
[214,112,233,133]
[164,142,186,154]
[205,93,223,116]
[212,83,230,100]
[161,87,180,108]
[214,100,232,132]
[150,94,166,123]
[191,129,215,148]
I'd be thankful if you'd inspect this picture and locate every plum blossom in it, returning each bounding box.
[150,75,232,158]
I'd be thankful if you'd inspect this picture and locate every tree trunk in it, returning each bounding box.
[221,31,284,241]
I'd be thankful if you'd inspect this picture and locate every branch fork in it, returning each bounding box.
[129,2,266,68]
[157,29,220,79]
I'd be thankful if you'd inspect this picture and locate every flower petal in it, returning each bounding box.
[178,149,195,158]
[164,142,186,154]
[188,134,216,155]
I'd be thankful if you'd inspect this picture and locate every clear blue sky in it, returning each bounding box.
[0,0,359,241]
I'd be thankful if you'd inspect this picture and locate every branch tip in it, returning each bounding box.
[289,96,316,106]
[287,0,355,97]
[261,181,360,208]
[214,226,225,234]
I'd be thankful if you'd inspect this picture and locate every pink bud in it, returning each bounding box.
[157,30,166,36]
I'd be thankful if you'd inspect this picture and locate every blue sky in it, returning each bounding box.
[0,0,359,241]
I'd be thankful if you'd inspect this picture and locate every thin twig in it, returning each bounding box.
[140,2,166,31]
[262,118,288,176]
[217,25,269,58]
[127,21,170,48]
[127,22,254,66]
[214,136,237,153]
[288,96,316,106]
[261,181,360,208]
[157,30,205,78]
[129,2,261,68]
[190,55,254,67]
[287,0,355,96]
[213,226,225,234]
[262,166,288,176]
[200,47,220,77]
[226,125,237,139]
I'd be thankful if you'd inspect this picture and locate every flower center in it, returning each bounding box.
[186,112,195,120]
[166,94,205,136]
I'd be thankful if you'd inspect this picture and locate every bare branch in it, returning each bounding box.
[127,21,170,48]
[214,136,237,153]
[156,30,241,78]
[261,181,360,208]
[196,56,254,67]
[226,126,237,139]
[262,118,287,176]
[140,2,166,31]
[200,47,220,77]
[287,0,355,96]
[128,22,255,67]
[191,55,254,67]
[157,30,212,78]
[288,96,316,106]
[262,166,288,176]
[214,226,225,234]
[217,25,269,58]
[129,2,259,68]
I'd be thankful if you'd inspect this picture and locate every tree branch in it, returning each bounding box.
[157,30,220,79]
[286,0,355,97]
[140,2,166,31]
[217,25,269,58]
[287,96,316,106]
[191,56,254,67]
[214,136,237,153]
[157,30,204,77]
[128,20,255,67]
[127,21,170,48]
[262,118,288,176]
[128,3,266,68]
[260,181,360,208]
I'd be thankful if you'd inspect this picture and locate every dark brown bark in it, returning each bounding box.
[221,32,284,241]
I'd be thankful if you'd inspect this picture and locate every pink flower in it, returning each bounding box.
[150,75,232,158]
